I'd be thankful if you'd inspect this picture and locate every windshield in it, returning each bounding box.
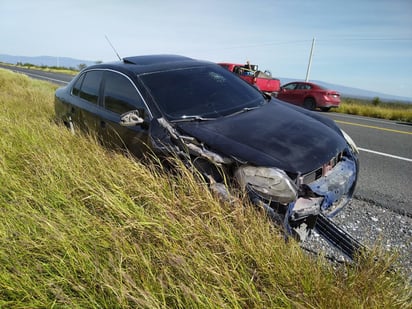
[139,65,266,120]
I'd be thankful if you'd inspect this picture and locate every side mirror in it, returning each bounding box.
[120,110,144,127]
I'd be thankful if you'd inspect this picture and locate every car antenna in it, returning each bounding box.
[105,35,122,61]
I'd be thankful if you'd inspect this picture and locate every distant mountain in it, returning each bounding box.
[0,54,97,69]
[279,78,412,104]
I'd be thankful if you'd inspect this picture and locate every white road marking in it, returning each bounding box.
[358,147,412,162]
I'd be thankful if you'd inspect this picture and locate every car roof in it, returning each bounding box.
[88,54,213,75]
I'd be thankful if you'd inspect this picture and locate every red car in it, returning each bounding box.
[277,81,340,111]
[218,62,280,95]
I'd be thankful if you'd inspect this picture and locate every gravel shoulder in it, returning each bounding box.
[302,197,412,282]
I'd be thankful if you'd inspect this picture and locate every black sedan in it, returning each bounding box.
[55,55,359,244]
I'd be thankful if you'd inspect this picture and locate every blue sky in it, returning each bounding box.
[1,0,412,98]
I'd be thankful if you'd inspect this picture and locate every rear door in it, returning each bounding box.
[69,70,104,133]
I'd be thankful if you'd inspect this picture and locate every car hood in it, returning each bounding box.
[175,101,347,174]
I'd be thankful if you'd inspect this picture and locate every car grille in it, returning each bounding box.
[298,152,343,185]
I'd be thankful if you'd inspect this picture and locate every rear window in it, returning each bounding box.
[139,65,265,120]
[72,74,85,96]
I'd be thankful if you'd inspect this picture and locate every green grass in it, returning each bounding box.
[0,68,411,308]
[337,97,412,122]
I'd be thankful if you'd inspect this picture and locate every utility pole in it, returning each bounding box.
[305,37,316,82]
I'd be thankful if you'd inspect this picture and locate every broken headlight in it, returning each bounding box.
[235,166,298,204]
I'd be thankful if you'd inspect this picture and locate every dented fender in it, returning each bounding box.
[154,117,233,165]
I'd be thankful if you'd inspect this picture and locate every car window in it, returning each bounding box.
[72,73,85,96]
[78,70,103,104]
[139,65,265,120]
[103,71,145,115]
[283,83,297,90]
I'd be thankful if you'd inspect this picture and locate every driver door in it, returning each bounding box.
[98,70,152,158]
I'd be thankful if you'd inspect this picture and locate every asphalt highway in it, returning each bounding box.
[324,112,412,216]
[2,64,411,216]
[0,63,74,85]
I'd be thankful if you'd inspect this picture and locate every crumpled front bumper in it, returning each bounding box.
[300,155,358,217]
[244,150,358,241]
[283,154,358,240]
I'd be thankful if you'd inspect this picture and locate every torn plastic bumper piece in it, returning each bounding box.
[284,197,322,242]
[259,195,365,260]
[247,189,322,241]
[315,214,366,260]
[288,197,323,221]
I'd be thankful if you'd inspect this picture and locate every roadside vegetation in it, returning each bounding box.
[0,68,411,307]
[338,97,412,123]
[0,61,79,75]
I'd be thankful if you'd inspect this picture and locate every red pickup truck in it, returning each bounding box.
[218,62,280,96]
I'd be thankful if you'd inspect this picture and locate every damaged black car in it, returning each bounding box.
[55,55,360,256]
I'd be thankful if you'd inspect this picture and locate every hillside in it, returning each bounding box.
[0,54,97,69]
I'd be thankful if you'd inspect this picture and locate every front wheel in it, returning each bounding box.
[303,98,316,110]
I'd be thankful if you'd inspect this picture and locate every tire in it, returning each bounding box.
[303,98,316,110]
[320,107,331,112]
